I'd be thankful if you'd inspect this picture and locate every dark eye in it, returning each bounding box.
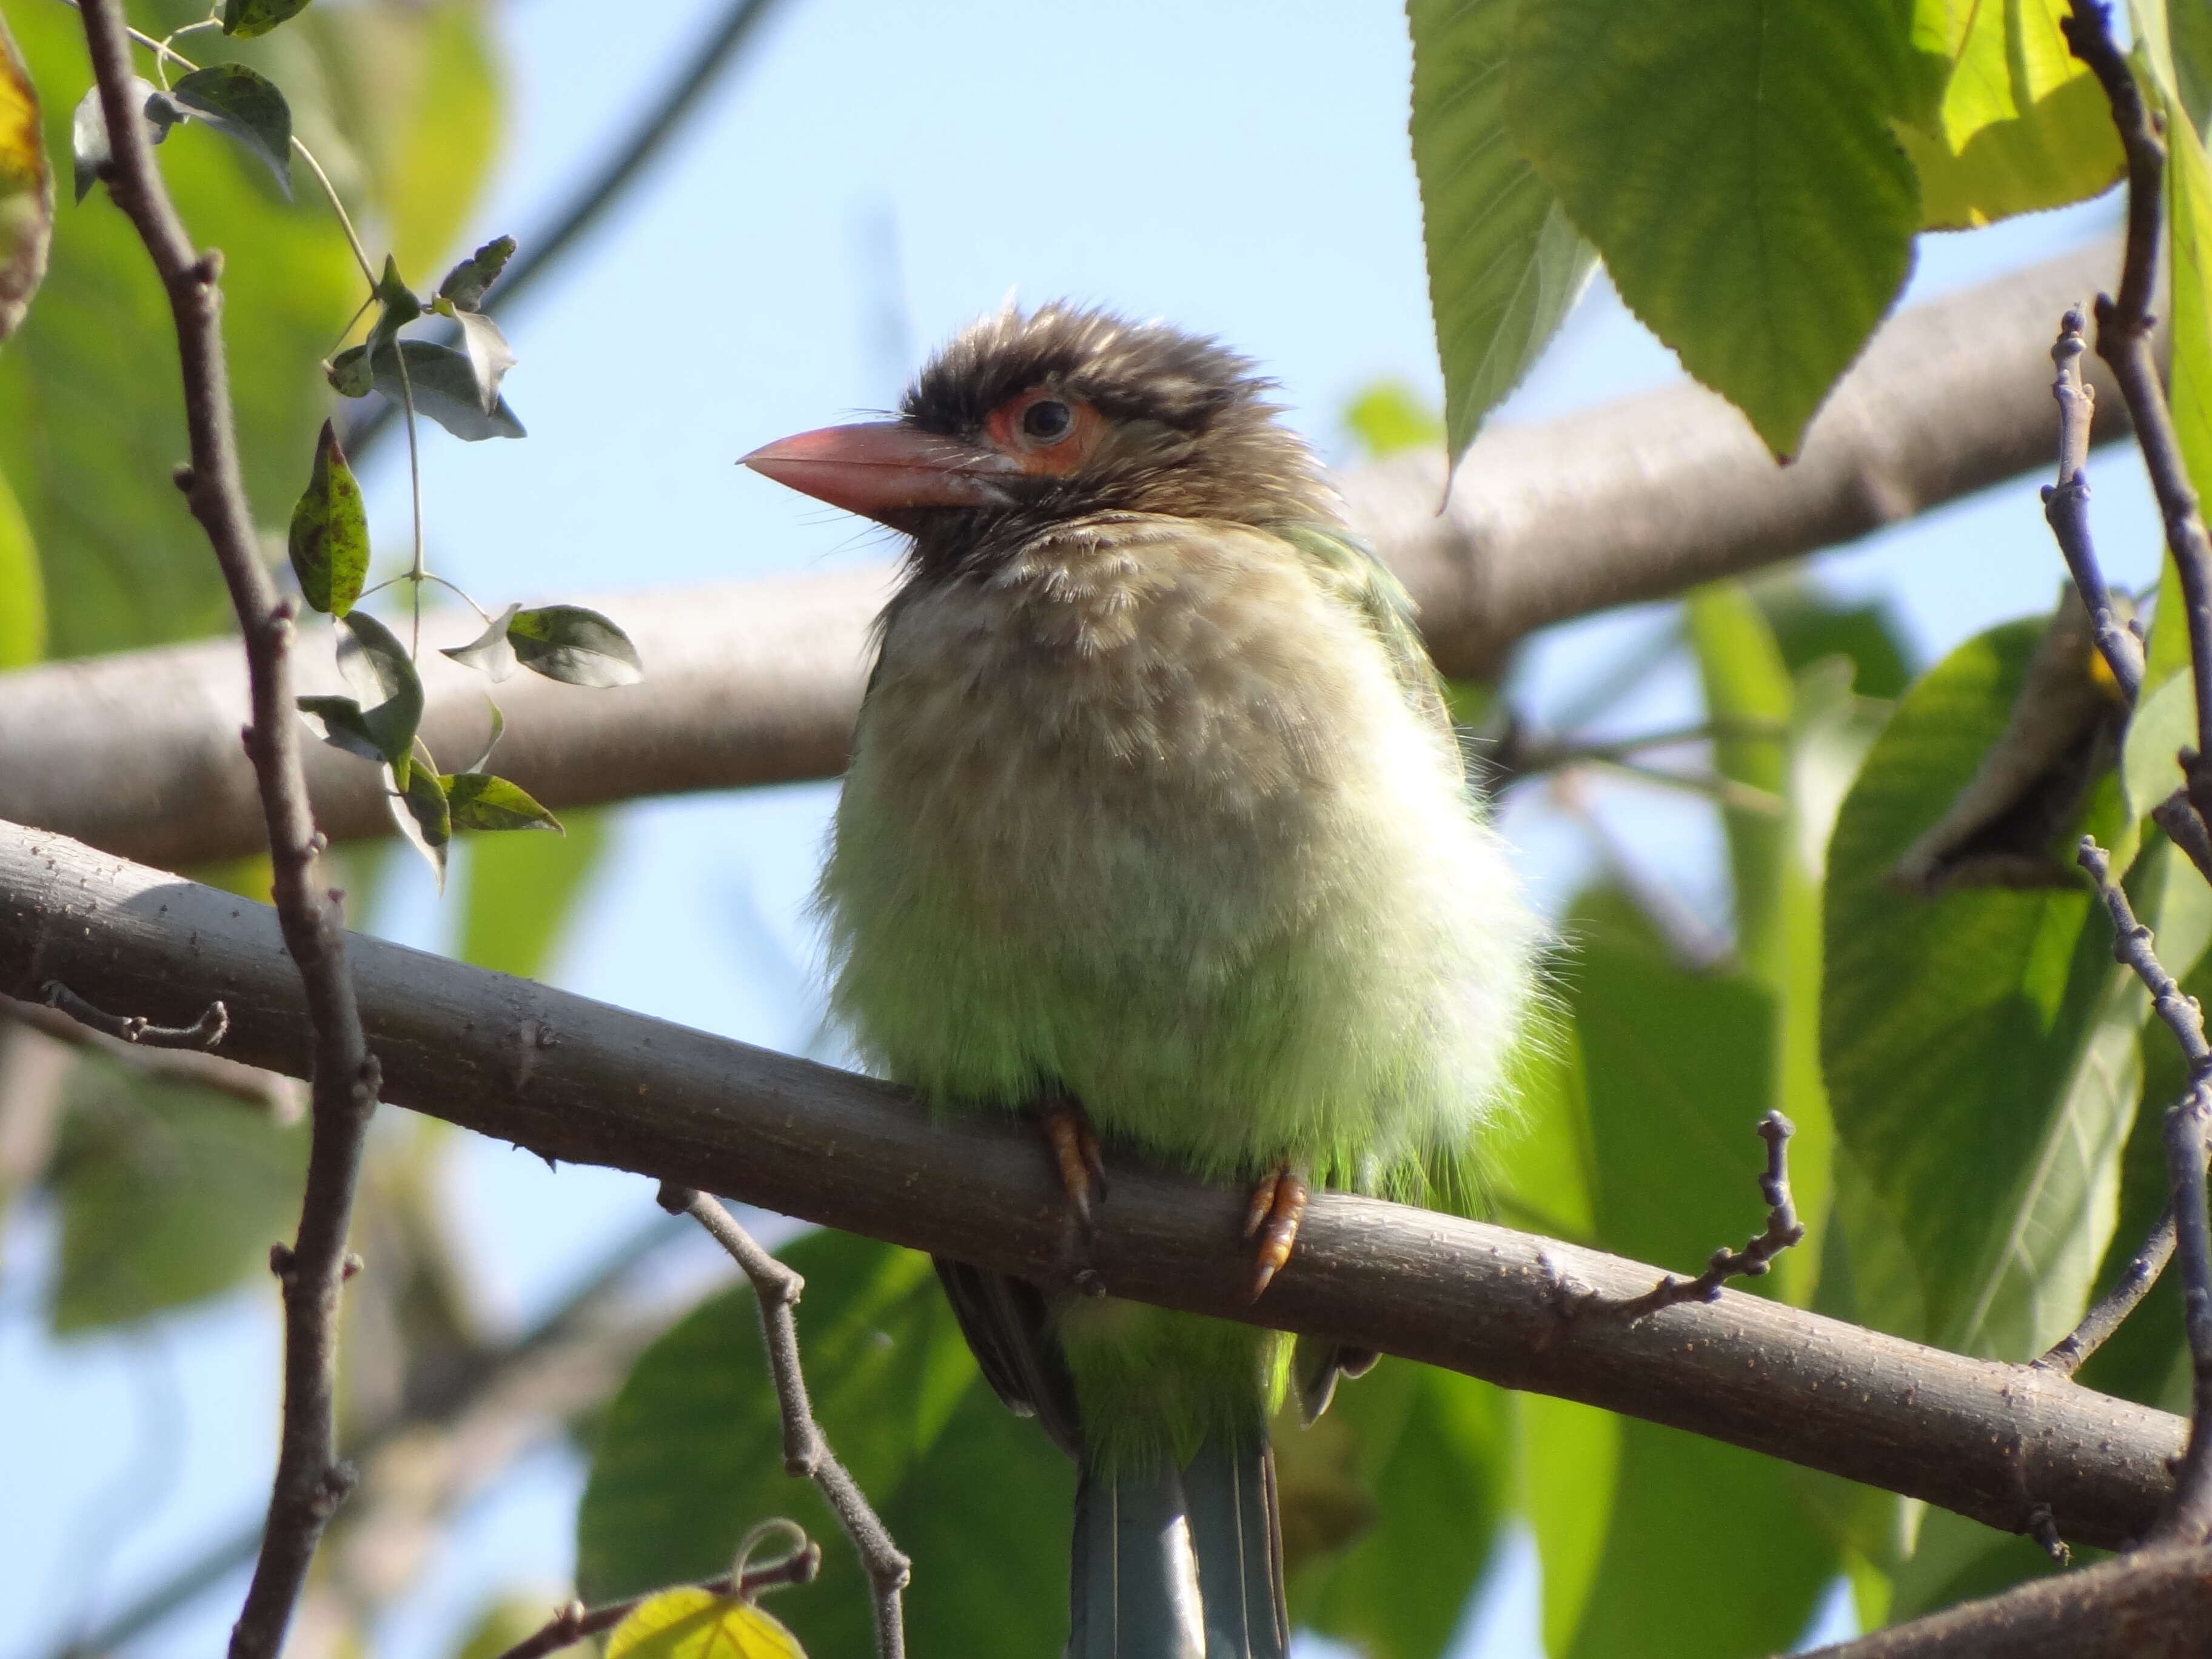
[1021,398,1074,442]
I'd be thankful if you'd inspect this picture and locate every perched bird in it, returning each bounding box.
[743,306,1540,1658]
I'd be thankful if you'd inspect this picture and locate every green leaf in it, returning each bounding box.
[1824,620,2147,1357]
[1408,0,1595,463]
[437,232,515,310]
[326,338,525,441]
[390,741,451,888]
[442,771,561,834]
[295,692,384,763]
[0,460,42,666]
[1521,1392,1621,1652]
[1508,0,1921,458]
[286,418,367,614]
[579,1231,1067,1658]
[169,64,293,199]
[1290,1361,1509,1658]
[2177,0,2212,133]
[440,600,520,681]
[336,609,426,774]
[223,0,315,41]
[1895,0,2125,229]
[49,1057,305,1332]
[2122,669,2194,820]
[1755,577,1915,700]
[456,805,608,980]
[0,14,47,345]
[1341,380,1443,463]
[1688,583,1794,979]
[508,604,643,687]
[605,1587,806,1659]
[365,253,423,362]
[2151,82,2212,705]
[443,305,514,412]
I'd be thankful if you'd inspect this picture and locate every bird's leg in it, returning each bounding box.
[1032,1094,1109,1292]
[1242,1162,1310,1299]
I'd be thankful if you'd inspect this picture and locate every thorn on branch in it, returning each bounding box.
[39,980,228,1050]
[1580,1113,1808,1324]
[2026,1503,2072,1565]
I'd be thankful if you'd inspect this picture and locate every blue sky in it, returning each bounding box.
[0,3,2167,1657]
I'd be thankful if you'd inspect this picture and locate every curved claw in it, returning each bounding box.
[1245,1164,1310,1299]
[1039,1096,1106,1230]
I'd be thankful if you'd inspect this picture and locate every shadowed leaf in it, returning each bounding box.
[437,232,514,310]
[440,304,514,412]
[69,76,176,206]
[441,601,520,680]
[0,16,48,344]
[223,0,314,40]
[327,338,525,440]
[169,64,293,199]
[337,609,426,776]
[295,692,383,763]
[509,604,643,686]
[286,419,367,614]
[390,740,451,888]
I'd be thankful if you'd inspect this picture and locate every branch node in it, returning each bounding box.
[340,1253,363,1281]
[171,462,195,494]
[2027,1503,2072,1565]
[269,1242,296,1280]
[189,249,223,285]
[39,980,229,1049]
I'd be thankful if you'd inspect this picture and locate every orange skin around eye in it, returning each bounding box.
[984,390,1105,477]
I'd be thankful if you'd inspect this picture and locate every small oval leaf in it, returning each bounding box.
[169,64,292,199]
[437,233,515,311]
[328,339,525,441]
[606,1587,806,1659]
[222,0,314,40]
[294,694,383,763]
[440,602,520,682]
[508,605,643,687]
[336,610,425,776]
[0,15,50,344]
[390,742,450,888]
[443,771,561,834]
[287,420,367,615]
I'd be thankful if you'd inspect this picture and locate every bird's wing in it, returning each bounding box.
[930,1256,1083,1458]
[1272,521,1455,744]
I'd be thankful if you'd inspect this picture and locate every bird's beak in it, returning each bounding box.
[740,421,1024,523]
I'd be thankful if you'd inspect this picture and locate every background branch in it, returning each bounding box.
[0,817,2189,1553]
[0,243,2136,871]
[73,4,383,1651]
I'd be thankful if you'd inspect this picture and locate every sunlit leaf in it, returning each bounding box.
[605,1587,805,1659]
[337,608,426,776]
[1341,380,1443,463]
[508,604,643,686]
[1408,0,1595,464]
[441,600,520,680]
[286,418,367,614]
[1508,0,1920,457]
[390,740,451,887]
[49,1057,305,1332]
[443,771,561,834]
[223,0,314,41]
[0,14,48,345]
[169,64,293,199]
[326,338,525,441]
[1897,0,2125,228]
[437,232,515,310]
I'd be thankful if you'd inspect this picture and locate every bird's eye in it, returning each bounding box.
[1021,399,1074,443]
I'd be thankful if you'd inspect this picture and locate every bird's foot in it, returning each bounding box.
[1242,1163,1310,1299]
[1034,1094,1108,1295]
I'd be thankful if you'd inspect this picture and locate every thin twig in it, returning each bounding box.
[2036,1206,2177,1378]
[2042,307,2146,701]
[346,0,790,460]
[38,979,227,1049]
[657,1184,910,1658]
[2076,837,2212,1544]
[489,1544,822,1659]
[2,992,300,1118]
[1570,1113,1806,1322]
[75,4,383,1655]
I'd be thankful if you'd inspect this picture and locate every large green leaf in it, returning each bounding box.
[1688,583,1793,981]
[0,0,500,660]
[1292,1360,1509,1659]
[454,804,608,980]
[1823,620,2153,1358]
[2142,73,2212,704]
[578,1231,1068,1658]
[0,459,41,666]
[1507,0,1920,457]
[1406,0,1595,464]
[48,1056,306,1332]
[1896,0,2125,229]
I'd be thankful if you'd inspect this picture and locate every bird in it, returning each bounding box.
[742,304,1540,1658]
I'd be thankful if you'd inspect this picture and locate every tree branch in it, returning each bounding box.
[1,991,300,1118]
[74,4,381,1654]
[0,817,2190,1553]
[661,1185,909,1657]
[2042,306,2146,701]
[0,244,2137,871]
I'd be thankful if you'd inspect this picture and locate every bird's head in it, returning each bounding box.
[741,304,1338,569]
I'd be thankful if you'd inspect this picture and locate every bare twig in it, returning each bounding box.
[2042,307,2146,702]
[36,979,227,1049]
[345,0,792,460]
[657,1184,910,1658]
[75,4,383,1654]
[1581,1112,1807,1321]
[2076,837,2212,1544]
[2037,1207,2179,1378]
[488,1543,822,1659]
[1,993,300,1118]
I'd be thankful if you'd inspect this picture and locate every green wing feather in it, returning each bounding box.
[1271,522,1456,743]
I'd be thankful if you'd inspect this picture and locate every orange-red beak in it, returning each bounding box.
[740,421,1023,523]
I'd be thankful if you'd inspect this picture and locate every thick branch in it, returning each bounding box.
[75,4,380,1655]
[0,818,2188,1553]
[0,244,2135,871]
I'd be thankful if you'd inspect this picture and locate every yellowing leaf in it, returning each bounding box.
[0,11,50,345]
[606,1587,806,1659]
[1897,0,2124,228]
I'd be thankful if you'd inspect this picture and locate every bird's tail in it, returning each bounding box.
[1066,1432,1287,1659]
